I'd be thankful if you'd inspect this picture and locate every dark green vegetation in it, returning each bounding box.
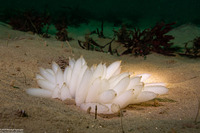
[180,36,200,58]
[0,0,200,58]
[1,9,74,41]
[113,22,177,56]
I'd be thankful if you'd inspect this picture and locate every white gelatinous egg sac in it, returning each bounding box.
[26,56,168,114]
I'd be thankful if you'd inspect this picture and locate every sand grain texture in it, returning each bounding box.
[0,23,200,133]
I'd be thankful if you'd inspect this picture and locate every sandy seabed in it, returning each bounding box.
[0,22,200,133]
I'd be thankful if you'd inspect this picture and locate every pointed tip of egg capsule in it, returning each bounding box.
[115,60,122,67]
[39,67,44,73]
[92,63,105,79]
[38,67,56,84]
[38,67,49,78]
[80,56,87,66]
[51,61,61,73]
[69,59,76,69]
[61,90,72,101]
[145,83,166,87]
[136,73,151,82]
[26,88,52,98]
[143,86,168,95]
[51,61,58,66]
[105,60,122,79]
[132,91,157,104]
[77,56,85,65]
[37,79,56,91]
[79,55,85,61]
[36,74,44,80]
[68,57,73,62]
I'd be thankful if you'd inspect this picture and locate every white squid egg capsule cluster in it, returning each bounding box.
[27,56,168,114]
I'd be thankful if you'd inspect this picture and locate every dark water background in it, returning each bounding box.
[0,0,200,27]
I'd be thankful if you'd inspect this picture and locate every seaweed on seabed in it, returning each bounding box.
[122,27,153,57]
[180,36,200,58]
[54,19,73,41]
[9,9,50,35]
[114,22,177,57]
[78,33,117,54]
[90,20,105,38]
[113,24,132,43]
[41,10,51,38]
[150,22,176,56]
[113,24,152,57]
